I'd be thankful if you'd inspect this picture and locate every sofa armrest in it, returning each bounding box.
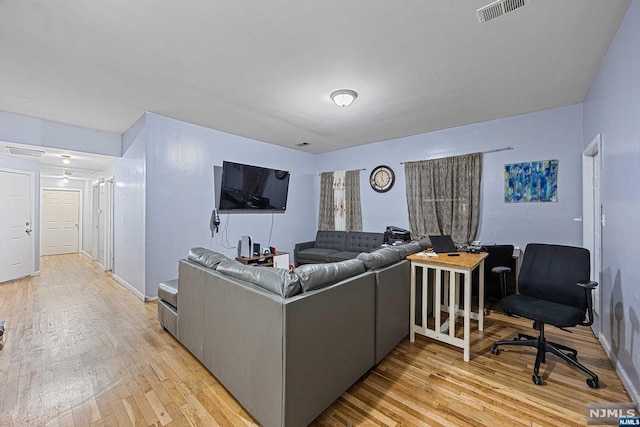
[294,240,316,264]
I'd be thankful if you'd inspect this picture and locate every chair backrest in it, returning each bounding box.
[518,243,590,311]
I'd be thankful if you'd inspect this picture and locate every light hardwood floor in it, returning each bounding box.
[0,254,632,426]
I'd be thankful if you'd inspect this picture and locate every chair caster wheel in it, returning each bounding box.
[513,336,521,341]
[587,378,599,389]
[491,346,499,355]
[532,374,543,385]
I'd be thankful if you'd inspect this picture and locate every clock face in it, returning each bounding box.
[370,165,395,193]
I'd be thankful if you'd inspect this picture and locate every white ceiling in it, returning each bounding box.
[1,141,116,180]
[0,0,631,155]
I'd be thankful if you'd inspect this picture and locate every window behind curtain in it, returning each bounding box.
[405,153,482,245]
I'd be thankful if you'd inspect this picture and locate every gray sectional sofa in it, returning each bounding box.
[294,230,385,264]
[158,241,427,427]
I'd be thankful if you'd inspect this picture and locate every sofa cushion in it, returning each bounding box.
[314,231,347,250]
[357,247,402,270]
[297,247,340,263]
[295,259,366,292]
[158,279,179,308]
[188,247,229,269]
[344,232,384,252]
[328,251,361,262]
[216,259,302,298]
[393,242,423,258]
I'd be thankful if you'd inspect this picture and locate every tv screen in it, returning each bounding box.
[219,161,290,211]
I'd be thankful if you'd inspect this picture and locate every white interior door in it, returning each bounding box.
[42,189,80,256]
[92,184,100,261]
[0,170,34,283]
[103,178,114,271]
[583,134,602,330]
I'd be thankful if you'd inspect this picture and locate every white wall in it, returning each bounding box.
[41,177,85,190]
[583,0,640,405]
[0,110,120,156]
[0,153,41,272]
[143,113,317,297]
[113,114,146,298]
[316,104,585,251]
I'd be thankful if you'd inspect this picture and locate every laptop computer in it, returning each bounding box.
[429,235,458,253]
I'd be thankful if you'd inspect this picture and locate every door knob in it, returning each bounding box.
[25,228,32,235]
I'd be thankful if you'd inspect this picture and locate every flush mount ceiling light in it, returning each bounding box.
[62,154,71,164]
[330,89,357,107]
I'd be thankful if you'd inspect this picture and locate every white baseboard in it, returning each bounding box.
[112,274,146,302]
[33,270,41,276]
[144,295,159,302]
[599,333,640,407]
[81,250,92,260]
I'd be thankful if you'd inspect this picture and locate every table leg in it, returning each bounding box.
[448,270,457,338]
[410,263,416,342]
[478,260,485,331]
[463,270,471,362]
[435,267,441,335]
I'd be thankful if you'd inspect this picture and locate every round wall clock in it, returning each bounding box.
[369,165,395,193]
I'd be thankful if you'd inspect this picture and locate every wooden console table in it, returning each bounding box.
[236,252,289,268]
[407,251,488,362]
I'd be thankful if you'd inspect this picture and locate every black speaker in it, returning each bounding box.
[253,243,261,256]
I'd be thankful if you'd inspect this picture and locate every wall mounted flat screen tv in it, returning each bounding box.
[219,161,290,211]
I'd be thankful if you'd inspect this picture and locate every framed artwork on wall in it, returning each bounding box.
[504,159,558,203]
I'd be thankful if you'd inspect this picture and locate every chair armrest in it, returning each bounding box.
[577,280,598,289]
[294,241,316,264]
[577,280,598,326]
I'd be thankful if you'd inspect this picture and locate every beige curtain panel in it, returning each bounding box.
[318,172,335,231]
[405,152,482,245]
[317,169,363,231]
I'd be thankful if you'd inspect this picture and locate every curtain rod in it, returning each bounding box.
[399,146,513,164]
[318,168,366,176]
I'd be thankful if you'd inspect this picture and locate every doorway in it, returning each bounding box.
[91,178,114,271]
[582,133,602,335]
[41,189,81,256]
[0,169,34,283]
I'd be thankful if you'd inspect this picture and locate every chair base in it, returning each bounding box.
[491,325,599,389]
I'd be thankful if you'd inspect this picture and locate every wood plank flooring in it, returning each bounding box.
[0,254,633,426]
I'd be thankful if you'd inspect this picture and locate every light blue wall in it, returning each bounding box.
[0,154,41,272]
[0,110,121,157]
[143,113,317,297]
[113,114,146,297]
[41,177,85,190]
[317,104,585,251]
[583,0,640,405]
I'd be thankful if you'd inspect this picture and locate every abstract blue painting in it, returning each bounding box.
[504,160,558,203]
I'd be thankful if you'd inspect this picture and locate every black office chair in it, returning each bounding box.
[490,243,599,388]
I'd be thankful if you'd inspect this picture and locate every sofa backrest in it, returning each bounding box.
[315,231,347,250]
[188,247,229,269]
[217,259,302,297]
[344,232,384,252]
[356,247,403,270]
[295,259,366,292]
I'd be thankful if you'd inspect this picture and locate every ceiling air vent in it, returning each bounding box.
[6,146,46,157]
[477,0,528,25]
